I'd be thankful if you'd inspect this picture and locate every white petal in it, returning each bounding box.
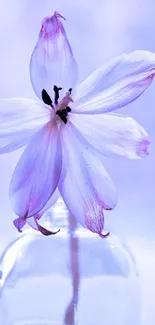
[26,189,59,235]
[30,12,78,99]
[27,187,59,221]
[73,50,155,114]
[10,122,62,219]
[0,98,51,153]
[58,122,117,236]
[37,188,59,219]
[70,113,150,159]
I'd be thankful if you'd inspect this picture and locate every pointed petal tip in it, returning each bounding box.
[34,216,60,236]
[26,215,61,236]
[103,205,113,211]
[137,69,155,88]
[84,207,111,238]
[99,231,110,239]
[54,11,66,20]
[13,216,27,233]
[136,136,151,158]
[40,11,66,39]
[85,211,110,238]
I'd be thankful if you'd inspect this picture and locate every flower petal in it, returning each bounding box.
[10,122,62,219]
[73,50,155,114]
[30,11,78,99]
[26,187,59,231]
[35,188,59,220]
[70,113,150,159]
[26,216,60,236]
[58,122,117,236]
[13,216,27,233]
[0,98,52,153]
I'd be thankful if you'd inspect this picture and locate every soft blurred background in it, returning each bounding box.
[0,0,154,324]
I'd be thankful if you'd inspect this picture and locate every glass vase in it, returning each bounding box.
[0,198,141,325]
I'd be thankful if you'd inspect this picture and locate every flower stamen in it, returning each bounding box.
[53,85,62,105]
[41,86,72,124]
[66,106,71,112]
[42,89,54,109]
[56,110,67,124]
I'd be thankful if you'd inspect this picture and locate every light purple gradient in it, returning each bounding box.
[0,1,155,324]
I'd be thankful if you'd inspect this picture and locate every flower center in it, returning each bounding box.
[42,86,73,124]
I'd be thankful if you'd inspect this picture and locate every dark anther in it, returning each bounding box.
[66,106,71,113]
[69,88,72,94]
[42,89,53,108]
[61,115,67,124]
[62,109,67,117]
[53,85,62,105]
[56,110,61,117]
[56,110,67,124]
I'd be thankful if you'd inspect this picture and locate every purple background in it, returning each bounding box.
[0,1,155,324]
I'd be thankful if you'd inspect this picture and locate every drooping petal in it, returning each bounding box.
[13,214,60,236]
[13,188,59,234]
[17,188,59,233]
[26,216,60,236]
[26,188,59,232]
[0,98,52,153]
[10,122,62,220]
[30,11,78,99]
[70,113,150,159]
[73,50,155,114]
[58,122,117,236]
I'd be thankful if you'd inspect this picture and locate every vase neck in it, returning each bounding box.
[41,197,79,231]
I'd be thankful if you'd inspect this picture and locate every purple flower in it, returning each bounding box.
[1,11,154,237]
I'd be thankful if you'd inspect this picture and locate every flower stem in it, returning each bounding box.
[64,213,80,325]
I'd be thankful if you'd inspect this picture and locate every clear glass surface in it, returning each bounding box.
[0,200,141,325]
